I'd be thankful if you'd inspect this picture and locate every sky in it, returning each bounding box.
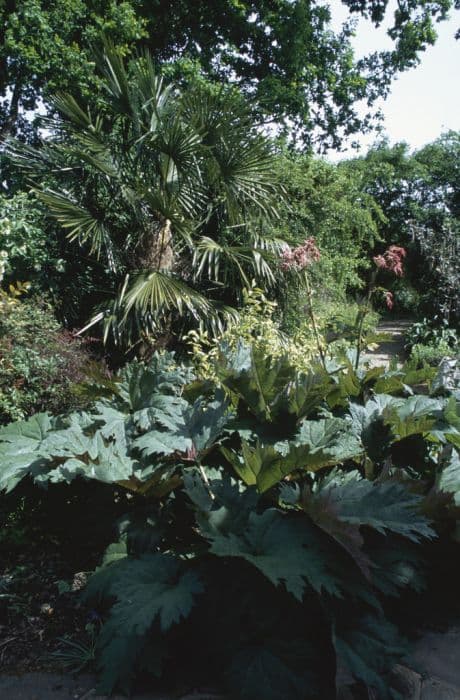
[328,0,460,159]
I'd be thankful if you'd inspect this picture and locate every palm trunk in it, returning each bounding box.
[133,218,174,271]
[131,218,175,357]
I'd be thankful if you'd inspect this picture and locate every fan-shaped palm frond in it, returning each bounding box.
[93,271,239,347]
[122,270,212,319]
[181,87,281,223]
[36,189,115,264]
[8,42,285,349]
[50,93,94,130]
[95,39,134,120]
[193,232,281,288]
[131,52,173,134]
[195,237,251,287]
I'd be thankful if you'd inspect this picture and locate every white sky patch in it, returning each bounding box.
[327,0,460,160]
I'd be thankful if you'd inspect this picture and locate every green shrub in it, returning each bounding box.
[0,298,97,423]
[0,345,457,699]
[187,289,382,383]
[186,286,319,380]
[405,317,458,350]
[410,342,456,367]
[323,301,380,341]
[405,318,459,368]
[387,278,421,315]
[0,193,59,287]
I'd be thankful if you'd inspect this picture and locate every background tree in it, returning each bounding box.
[343,133,460,321]
[1,1,458,149]
[0,0,146,142]
[269,150,384,330]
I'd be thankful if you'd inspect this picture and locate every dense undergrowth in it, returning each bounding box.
[0,298,98,423]
[1,345,459,699]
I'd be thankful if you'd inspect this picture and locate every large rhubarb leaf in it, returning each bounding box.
[286,417,363,469]
[221,441,294,492]
[0,413,56,491]
[217,342,294,421]
[277,366,334,420]
[222,418,362,492]
[384,395,445,440]
[184,392,229,454]
[90,554,203,694]
[132,429,190,458]
[200,507,343,599]
[0,411,136,490]
[282,469,432,581]
[348,395,398,461]
[437,449,460,505]
[117,354,194,411]
[315,471,434,542]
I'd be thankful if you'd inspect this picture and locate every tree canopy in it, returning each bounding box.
[1,0,458,147]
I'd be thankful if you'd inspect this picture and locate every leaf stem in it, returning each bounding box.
[303,271,326,370]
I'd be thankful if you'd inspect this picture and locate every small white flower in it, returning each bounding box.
[0,250,8,259]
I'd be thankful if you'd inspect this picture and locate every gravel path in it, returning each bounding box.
[362,318,413,366]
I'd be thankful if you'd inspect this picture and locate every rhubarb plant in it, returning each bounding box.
[1,345,459,699]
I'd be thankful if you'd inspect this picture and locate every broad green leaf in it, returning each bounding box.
[279,367,334,420]
[288,417,363,467]
[0,451,48,493]
[300,470,432,580]
[301,486,371,579]
[183,468,215,512]
[437,449,460,505]
[223,418,362,492]
[106,554,203,633]
[184,393,229,454]
[201,508,343,599]
[89,553,203,693]
[0,413,55,492]
[218,342,294,421]
[221,442,291,492]
[93,403,129,450]
[0,412,54,447]
[318,472,434,542]
[348,395,398,461]
[384,395,445,440]
[133,430,190,458]
[133,393,188,433]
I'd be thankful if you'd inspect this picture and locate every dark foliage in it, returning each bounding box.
[1,345,459,698]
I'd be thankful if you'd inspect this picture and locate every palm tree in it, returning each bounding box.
[9,42,285,349]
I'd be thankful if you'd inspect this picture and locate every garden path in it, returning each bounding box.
[362,317,413,366]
